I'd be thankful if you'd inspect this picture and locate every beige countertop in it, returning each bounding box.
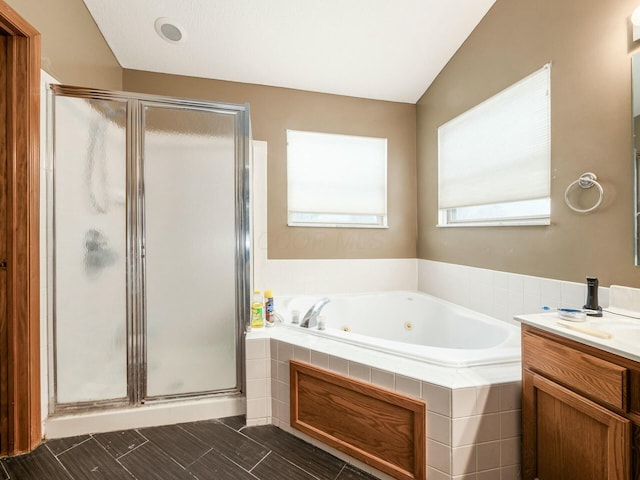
[516,311,640,363]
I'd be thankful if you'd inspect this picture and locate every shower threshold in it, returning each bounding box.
[44,395,245,439]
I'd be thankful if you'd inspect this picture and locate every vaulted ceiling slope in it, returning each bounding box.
[82,0,495,103]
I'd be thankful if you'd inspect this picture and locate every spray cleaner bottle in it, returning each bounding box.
[264,289,275,327]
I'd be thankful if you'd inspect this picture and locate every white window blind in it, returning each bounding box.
[438,64,551,214]
[287,129,387,228]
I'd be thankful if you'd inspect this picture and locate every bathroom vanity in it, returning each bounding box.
[518,313,640,480]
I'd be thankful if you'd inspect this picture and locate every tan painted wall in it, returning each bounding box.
[124,70,417,259]
[417,0,640,287]
[5,0,122,89]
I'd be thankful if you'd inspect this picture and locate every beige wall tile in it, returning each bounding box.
[500,383,521,412]
[348,362,371,382]
[452,445,477,476]
[310,351,329,369]
[246,359,267,380]
[500,437,521,467]
[428,439,452,474]
[477,468,501,480]
[452,416,480,447]
[277,361,290,384]
[277,341,294,362]
[427,467,452,480]
[328,356,349,376]
[245,338,267,360]
[477,413,501,443]
[428,411,452,446]
[293,346,311,363]
[396,375,421,398]
[423,382,451,417]
[371,368,394,390]
[477,441,501,472]
[477,386,501,414]
[500,411,521,439]
[500,464,521,480]
[452,388,477,418]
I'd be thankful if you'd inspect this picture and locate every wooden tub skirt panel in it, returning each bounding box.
[290,360,426,480]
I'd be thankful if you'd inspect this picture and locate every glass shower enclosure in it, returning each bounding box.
[49,85,250,412]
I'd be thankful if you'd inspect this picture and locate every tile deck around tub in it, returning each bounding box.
[0,416,380,480]
[259,337,523,480]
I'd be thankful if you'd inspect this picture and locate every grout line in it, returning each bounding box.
[115,438,149,460]
[220,417,245,432]
[280,453,334,480]
[116,461,140,480]
[183,447,214,469]
[174,422,231,466]
[168,454,192,472]
[281,458,325,480]
[248,450,272,473]
[44,443,76,479]
[233,424,274,451]
[91,436,139,480]
[137,428,212,474]
[244,425,366,480]
[134,428,150,443]
[218,452,261,479]
[49,436,92,457]
[334,464,347,480]
[175,422,215,446]
[0,461,8,480]
[252,447,326,480]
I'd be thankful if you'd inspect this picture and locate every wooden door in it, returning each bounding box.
[0,32,8,455]
[0,0,41,456]
[523,370,630,480]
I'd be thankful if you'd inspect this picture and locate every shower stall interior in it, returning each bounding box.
[49,85,250,413]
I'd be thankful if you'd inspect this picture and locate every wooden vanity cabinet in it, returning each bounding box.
[521,324,640,480]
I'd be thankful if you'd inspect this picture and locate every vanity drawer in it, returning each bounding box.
[522,331,628,410]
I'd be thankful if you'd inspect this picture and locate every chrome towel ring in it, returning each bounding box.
[564,172,603,213]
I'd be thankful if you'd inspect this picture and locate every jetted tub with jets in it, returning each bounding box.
[275,290,521,367]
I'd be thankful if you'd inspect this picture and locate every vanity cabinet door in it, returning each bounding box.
[523,370,631,480]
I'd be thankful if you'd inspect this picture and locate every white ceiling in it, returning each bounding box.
[82,0,495,104]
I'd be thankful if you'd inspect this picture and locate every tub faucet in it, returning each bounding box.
[301,298,330,328]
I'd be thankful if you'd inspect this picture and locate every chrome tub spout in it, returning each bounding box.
[301,298,330,328]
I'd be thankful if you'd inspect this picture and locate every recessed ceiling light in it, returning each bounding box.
[154,17,187,44]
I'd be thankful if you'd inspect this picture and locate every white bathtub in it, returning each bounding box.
[274,291,521,367]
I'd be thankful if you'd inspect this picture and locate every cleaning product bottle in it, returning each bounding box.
[251,290,264,328]
[264,289,274,327]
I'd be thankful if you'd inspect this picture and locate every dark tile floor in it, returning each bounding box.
[0,416,380,480]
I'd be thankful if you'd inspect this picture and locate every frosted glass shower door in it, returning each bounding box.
[53,96,128,405]
[142,104,238,398]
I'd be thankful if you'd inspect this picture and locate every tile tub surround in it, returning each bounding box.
[265,258,419,296]
[262,258,609,326]
[246,329,522,480]
[418,259,610,326]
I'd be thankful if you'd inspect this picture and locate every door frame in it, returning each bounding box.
[0,0,41,456]
[48,85,250,412]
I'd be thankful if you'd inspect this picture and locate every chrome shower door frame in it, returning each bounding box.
[49,85,250,414]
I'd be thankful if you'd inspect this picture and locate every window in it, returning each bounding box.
[286,129,387,228]
[437,64,551,227]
